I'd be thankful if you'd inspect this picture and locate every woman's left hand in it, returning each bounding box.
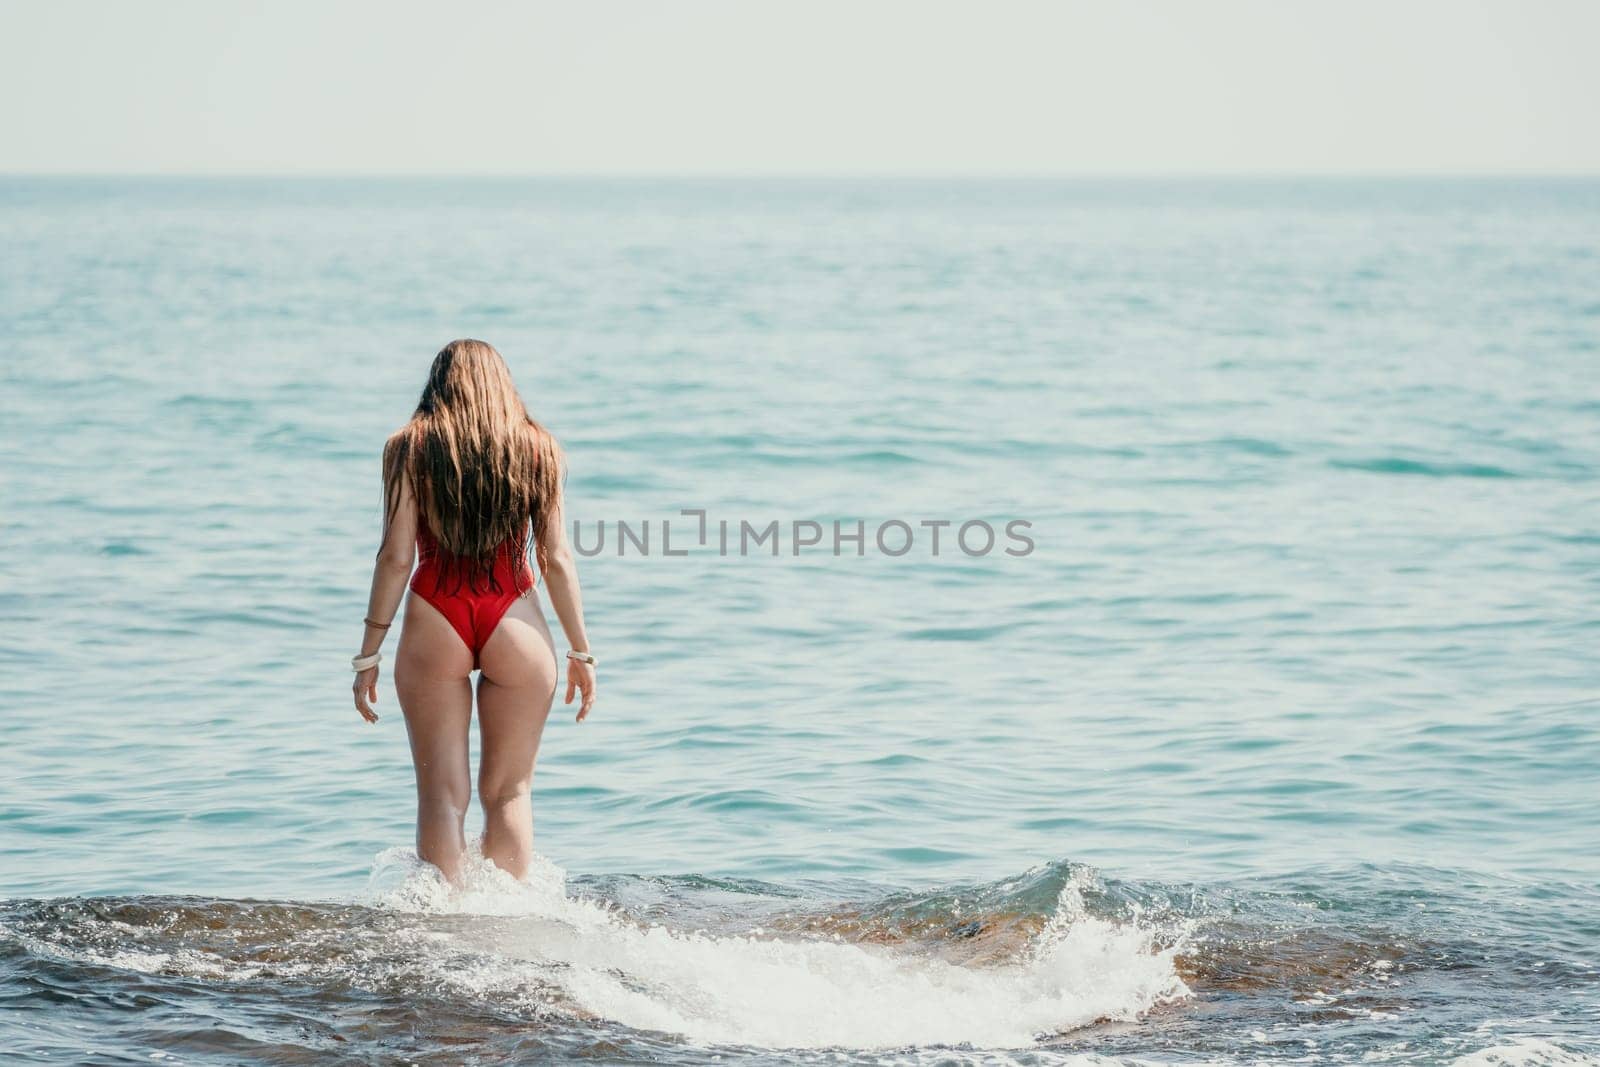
[353,666,380,723]
[566,659,596,722]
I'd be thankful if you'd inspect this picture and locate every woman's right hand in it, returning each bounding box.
[565,658,596,722]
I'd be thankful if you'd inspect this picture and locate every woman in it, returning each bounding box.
[349,339,596,886]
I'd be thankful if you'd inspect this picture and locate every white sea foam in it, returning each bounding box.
[1452,1040,1600,1067]
[364,849,1191,1051]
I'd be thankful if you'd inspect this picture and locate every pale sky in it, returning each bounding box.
[1,0,1596,175]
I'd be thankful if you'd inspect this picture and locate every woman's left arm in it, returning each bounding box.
[353,455,418,723]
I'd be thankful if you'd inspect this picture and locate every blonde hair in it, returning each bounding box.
[379,339,564,587]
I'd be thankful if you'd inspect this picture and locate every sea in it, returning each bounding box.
[1,177,1597,1065]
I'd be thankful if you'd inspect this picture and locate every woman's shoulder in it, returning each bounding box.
[381,427,413,475]
[526,418,563,458]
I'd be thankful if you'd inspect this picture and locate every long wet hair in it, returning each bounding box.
[378,339,564,590]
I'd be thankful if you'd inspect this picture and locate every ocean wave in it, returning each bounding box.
[0,854,1187,1058]
[362,849,1192,1050]
[1328,456,1521,478]
[4,856,1595,1063]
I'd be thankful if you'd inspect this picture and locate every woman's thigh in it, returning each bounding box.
[395,593,476,803]
[475,595,559,795]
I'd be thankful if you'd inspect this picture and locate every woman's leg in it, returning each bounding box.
[475,594,559,880]
[394,593,476,885]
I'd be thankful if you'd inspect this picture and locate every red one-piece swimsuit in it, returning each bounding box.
[409,523,536,670]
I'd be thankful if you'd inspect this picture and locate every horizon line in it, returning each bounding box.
[3,169,1600,181]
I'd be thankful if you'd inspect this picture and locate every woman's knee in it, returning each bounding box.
[478,779,531,812]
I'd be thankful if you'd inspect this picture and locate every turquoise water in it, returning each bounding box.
[2,177,1598,1064]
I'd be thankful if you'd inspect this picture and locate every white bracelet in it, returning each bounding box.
[351,651,382,672]
[566,650,597,666]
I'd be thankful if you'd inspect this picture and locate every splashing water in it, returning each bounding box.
[363,848,1191,1050]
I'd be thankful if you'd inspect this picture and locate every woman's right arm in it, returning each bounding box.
[540,491,595,721]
